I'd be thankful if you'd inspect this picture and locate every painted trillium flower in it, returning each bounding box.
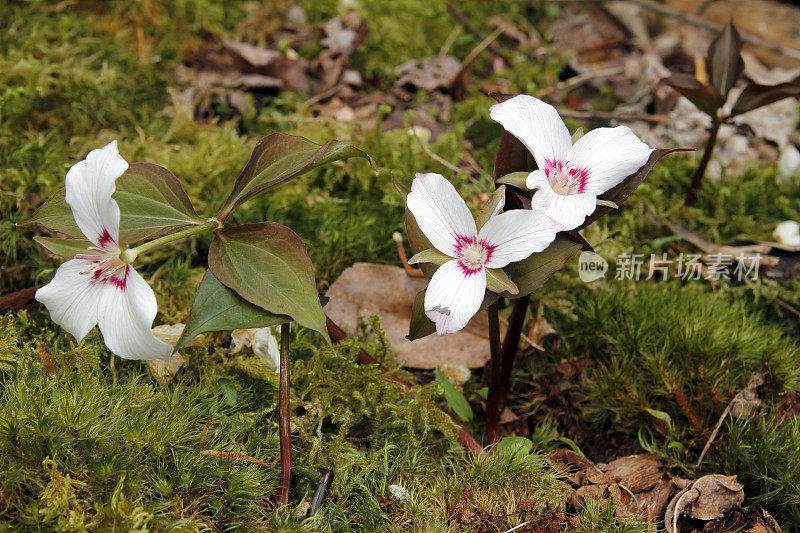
[490,95,654,230]
[407,173,562,335]
[35,141,171,360]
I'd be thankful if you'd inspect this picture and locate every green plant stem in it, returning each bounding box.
[127,219,221,258]
[277,322,292,507]
[485,301,503,446]
[684,118,722,206]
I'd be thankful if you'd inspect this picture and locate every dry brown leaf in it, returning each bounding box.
[324,263,491,369]
[598,453,664,493]
[702,507,782,533]
[222,39,282,67]
[666,474,745,533]
[146,353,185,386]
[395,56,461,92]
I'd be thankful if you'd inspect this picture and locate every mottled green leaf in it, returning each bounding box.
[436,366,474,422]
[217,133,375,221]
[175,270,290,353]
[208,222,329,342]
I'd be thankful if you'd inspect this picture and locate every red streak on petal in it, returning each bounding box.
[97,228,116,249]
[457,259,482,276]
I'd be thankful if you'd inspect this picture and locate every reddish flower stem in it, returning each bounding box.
[484,301,503,445]
[496,296,530,413]
[277,322,293,506]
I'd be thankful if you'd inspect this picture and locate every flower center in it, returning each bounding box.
[547,161,587,195]
[75,248,129,289]
[454,236,492,273]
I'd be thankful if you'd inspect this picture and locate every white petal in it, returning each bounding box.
[35,259,102,343]
[407,173,477,256]
[489,95,572,171]
[96,266,171,360]
[479,210,563,268]
[65,140,128,249]
[531,186,598,231]
[424,259,486,335]
[526,169,549,191]
[566,126,653,195]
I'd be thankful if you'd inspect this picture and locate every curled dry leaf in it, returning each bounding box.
[324,263,491,369]
[148,324,205,385]
[665,475,745,533]
[395,56,462,92]
[229,327,280,372]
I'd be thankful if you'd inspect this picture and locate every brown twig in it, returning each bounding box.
[446,2,511,65]
[0,285,42,314]
[325,316,486,457]
[536,66,625,98]
[201,450,276,468]
[277,322,293,506]
[393,232,425,278]
[497,315,542,350]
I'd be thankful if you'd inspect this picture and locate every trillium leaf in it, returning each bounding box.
[408,248,451,266]
[504,236,582,298]
[174,270,290,353]
[216,133,375,221]
[731,77,800,116]
[114,162,206,241]
[208,222,329,342]
[19,162,205,243]
[435,366,474,422]
[495,172,528,190]
[476,185,506,231]
[580,148,692,229]
[486,267,518,295]
[707,22,744,99]
[662,74,725,117]
[34,236,92,258]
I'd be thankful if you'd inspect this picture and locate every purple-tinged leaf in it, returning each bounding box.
[731,76,800,116]
[486,267,518,295]
[579,148,693,229]
[175,270,290,352]
[19,163,205,243]
[503,236,582,298]
[663,74,725,117]
[407,290,436,340]
[707,22,744,98]
[216,133,375,221]
[208,222,329,342]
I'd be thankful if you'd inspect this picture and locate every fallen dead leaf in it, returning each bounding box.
[147,353,185,386]
[395,56,461,92]
[702,507,782,533]
[324,263,491,369]
[666,474,745,533]
[597,453,664,493]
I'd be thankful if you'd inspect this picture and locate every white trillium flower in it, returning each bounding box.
[490,95,654,230]
[407,173,562,335]
[35,141,171,360]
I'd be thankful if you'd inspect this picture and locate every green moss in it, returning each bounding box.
[717,412,800,530]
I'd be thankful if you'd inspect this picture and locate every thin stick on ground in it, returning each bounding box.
[277,322,293,506]
[446,2,511,65]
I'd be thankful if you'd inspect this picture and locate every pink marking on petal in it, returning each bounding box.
[457,259,482,276]
[574,167,590,193]
[102,265,129,291]
[453,234,477,255]
[479,239,497,265]
[97,228,116,249]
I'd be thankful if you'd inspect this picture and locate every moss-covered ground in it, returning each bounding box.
[2,0,800,530]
